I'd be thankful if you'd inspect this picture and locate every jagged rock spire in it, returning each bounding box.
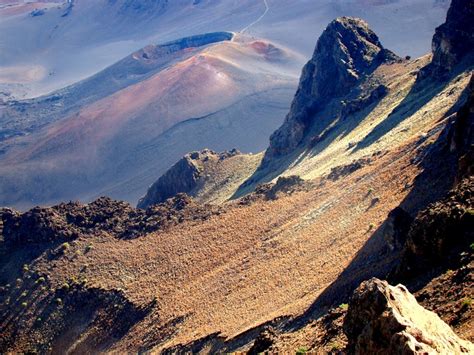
[265,17,398,159]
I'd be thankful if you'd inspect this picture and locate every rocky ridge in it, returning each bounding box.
[1,194,221,244]
[137,149,241,209]
[0,0,473,353]
[265,16,399,159]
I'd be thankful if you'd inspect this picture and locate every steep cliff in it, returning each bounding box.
[265,17,399,159]
[137,149,256,208]
[429,0,474,77]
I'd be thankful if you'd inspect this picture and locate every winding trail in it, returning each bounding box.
[240,0,269,34]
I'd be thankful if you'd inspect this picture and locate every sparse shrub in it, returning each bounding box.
[22,264,29,272]
[61,282,70,291]
[60,242,70,251]
[330,342,343,352]
[296,346,308,355]
[339,303,348,311]
[368,223,375,230]
[55,298,62,305]
[85,244,93,253]
[367,188,373,194]
[35,276,46,284]
[461,298,472,309]
[470,242,474,252]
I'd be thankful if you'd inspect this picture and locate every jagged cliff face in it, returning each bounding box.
[137,149,256,208]
[430,0,474,76]
[266,17,398,159]
[137,150,213,209]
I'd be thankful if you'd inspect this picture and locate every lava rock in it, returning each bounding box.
[344,278,474,354]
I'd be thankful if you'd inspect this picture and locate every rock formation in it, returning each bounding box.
[429,0,474,77]
[137,149,240,209]
[344,278,474,354]
[1,194,220,244]
[450,74,474,181]
[265,17,398,159]
[394,176,473,280]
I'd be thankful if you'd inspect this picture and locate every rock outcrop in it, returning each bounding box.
[450,74,474,181]
[429,0,474,77]
[265,17,398,159]
[137,149,240,209]
[1,194,220,244]
[344,278,474,354]
[394,176,473,280]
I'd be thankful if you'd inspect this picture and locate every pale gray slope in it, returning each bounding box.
[0,0,448,98]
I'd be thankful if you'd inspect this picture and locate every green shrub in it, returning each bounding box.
[35,276,46,284]
[339,303,348,310]
[461,298,472,309]
[21,302,28,307]
[296,346,308,355]
[21,291,28,297]
[55,298,62,305]
[330,342,343,351]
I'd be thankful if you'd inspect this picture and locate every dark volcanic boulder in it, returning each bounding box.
[344,278,474,354]
[265,17,398,159]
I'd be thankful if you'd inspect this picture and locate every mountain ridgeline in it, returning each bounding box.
[265,16,399,160]
[0,0,473,353]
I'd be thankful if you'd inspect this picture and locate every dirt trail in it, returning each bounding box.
[240,0,269,33]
